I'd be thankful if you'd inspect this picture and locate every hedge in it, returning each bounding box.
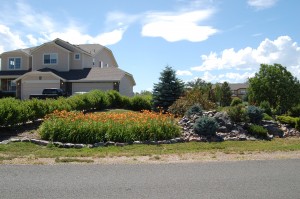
[0,90,152,127]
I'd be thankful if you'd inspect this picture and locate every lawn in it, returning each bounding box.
[1,138,300,163]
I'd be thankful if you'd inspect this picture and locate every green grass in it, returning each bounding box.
[0,138,300,161]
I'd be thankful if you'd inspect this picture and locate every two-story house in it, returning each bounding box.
[0,38,135,99]
[212,83,248,99]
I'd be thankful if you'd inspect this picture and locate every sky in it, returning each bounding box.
[0,0,300,92]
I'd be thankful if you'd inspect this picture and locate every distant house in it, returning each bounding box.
[213,83,249,99]
[0,38,135,99]
[228,83,248,99]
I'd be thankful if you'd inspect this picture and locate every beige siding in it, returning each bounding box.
[94,49,118,68]
[22,82,60,99]
[72,82,113,94]
[0,52,30,71]
[22,73,59,81]
[82,54,93,68]
[21,73,60,99]
[32,43,70,71]
[70,52,83,70]
[120,75,134,97]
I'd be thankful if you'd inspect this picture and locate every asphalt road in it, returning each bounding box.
[0,159,300,199]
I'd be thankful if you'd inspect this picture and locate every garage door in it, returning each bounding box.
[22,81,60,99]
[72,83,113,94]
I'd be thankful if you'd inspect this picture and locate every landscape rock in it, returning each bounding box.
[74,144,85,149]
[93,142,105,147]
[10,138,21,142]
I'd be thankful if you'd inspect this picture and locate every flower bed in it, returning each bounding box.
[39,110,181,144]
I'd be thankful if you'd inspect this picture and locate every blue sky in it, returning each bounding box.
[0,0,299,92]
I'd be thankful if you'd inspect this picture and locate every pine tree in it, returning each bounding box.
[220,81,232,107]
[152,66,184,112]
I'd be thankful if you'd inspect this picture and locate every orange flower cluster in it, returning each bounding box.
[40,110,181,143]
[46,110,175,125]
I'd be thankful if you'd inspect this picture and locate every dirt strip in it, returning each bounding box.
[1,151,300,165]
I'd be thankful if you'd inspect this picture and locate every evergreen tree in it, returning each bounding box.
[220,81,232,107]
[152,66,184,112]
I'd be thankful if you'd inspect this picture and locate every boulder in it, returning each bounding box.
[264,125,284,138]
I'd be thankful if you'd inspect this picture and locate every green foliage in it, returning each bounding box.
[0,90,153,128]
[247,124,268,138]
[247,105,263,124]
[230,97,243,106]
[259,101,272,116]
[288,104,300,117]
[130,95,152,111]
[193,116,219,137]
[186,104,203,117]
[295,118,300,131]
[0,98,29,126]
[220,82,232,107]
[168,89,216,116]
[152,66,184,112]
[39,110,181,143]
[248,63,300,114]
[276,115,298,127]
[262,113,273,121]
[227,104,248,123]
[106,90,124,108]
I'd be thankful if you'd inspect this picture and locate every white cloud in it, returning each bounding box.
[191,36,300,80]
[0,1,127,52]
[247,0,278,10]
[176,70,193,76]
[141,9,218,42]
[0,24,26,52]
[199,71,255,83]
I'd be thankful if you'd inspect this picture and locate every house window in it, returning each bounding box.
[240,89,246,94]
[44,53,57,64]
[74,53,80,60]
[7,80,16,91]
[8,58,21,69]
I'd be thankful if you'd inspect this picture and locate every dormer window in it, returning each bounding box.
[74,53,80,60]
[44,53,57,64]
[8,57,21,69]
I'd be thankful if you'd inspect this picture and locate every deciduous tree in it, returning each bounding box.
[248,63,300,114]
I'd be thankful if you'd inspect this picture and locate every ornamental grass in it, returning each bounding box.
[39,110,181,144]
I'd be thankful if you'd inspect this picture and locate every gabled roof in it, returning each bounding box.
[229,83,248,90]
[37,67,136,85]
[0,47,35,57]
[77,44,104,56]
[212,83,248,90]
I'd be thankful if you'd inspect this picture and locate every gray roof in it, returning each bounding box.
[228,83,248,90]
[0,70,30,76]
[77,44,105,56]
[38,67,135,84]
[212,83,248,90]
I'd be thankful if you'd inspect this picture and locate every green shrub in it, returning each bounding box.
[247,124,268,138]
[260,101,272,116]
[276,115,297,127]
[186,104,203,117]
[247,105,263,124]
[288,104,300,117]
[106,90,124,108]
[193,116,218,137]
[168,89,216,116]
[230,97,243,106]
[227,104,248,123]
[295,118,300,131]
[262,113,273,121]
[130,95,152,111]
